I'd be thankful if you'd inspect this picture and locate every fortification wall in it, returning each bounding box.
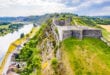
[63,30,73,40]
[63,30,82,40]
[83,30,102,38]
[72,30,82,39]
[54,20,65,26]
[62,29,102,40]
[54,19,70,26]
[53,18,102,41]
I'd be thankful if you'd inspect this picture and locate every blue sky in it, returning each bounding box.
[0,0,110,16]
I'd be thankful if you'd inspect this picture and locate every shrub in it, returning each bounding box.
[51,58,58,74]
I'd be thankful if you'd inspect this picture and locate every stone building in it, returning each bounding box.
[53,19,102,41]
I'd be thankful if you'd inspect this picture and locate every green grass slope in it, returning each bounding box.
[62,37,110,75]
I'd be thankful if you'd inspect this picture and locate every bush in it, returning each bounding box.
[51,58,58,74]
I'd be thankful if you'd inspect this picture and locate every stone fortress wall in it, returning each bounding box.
[53,18,102,41]
[63,29,102,40]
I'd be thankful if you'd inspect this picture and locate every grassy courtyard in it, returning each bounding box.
[62,37,110,75]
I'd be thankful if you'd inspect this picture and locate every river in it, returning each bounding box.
[0,24,33,64]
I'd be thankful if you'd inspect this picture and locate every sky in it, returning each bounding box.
[0,0,110,16]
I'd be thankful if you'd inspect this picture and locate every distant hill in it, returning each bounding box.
[0,13,110,25]
[94,16,110,19]
[0,14,51,24]
[0,17,18,22]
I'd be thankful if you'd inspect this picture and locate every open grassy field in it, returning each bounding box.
[62,37,110,75]
[99,25,110,41]
[0,27,39,74]
[0,25,9,29]
[100,25,110,32]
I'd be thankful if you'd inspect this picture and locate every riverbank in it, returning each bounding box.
[0,26,40,74]
[0,23,24,36]
[0,24,33,62]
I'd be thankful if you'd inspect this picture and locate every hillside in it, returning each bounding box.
[52,13,110,26]
[0,23,24,36]
[5,14,110,75]
[0,13,110,25]
[0,14,52,24]
[62,37,110,75]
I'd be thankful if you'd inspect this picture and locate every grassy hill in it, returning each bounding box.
[0,14,52,24]
[10,14,110,75]
[53,13,110,26]
[54,13,110,41]
[62,37,110,75]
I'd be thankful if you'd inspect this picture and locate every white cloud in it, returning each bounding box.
[0,0,78,16]
[0,0,110,16]
[86,6,110,16]
[75,0,109,9]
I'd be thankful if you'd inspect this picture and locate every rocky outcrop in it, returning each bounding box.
[37,21,66,75]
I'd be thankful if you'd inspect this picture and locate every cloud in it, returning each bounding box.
[75,0,110,9]
[0,0,110,16]
[88,6,110,16]
[0,0,78,16]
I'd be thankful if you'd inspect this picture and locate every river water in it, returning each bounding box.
[0,24,33,63]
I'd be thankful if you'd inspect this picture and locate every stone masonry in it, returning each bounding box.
[53,18,102,41]
[62,29,102,40]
